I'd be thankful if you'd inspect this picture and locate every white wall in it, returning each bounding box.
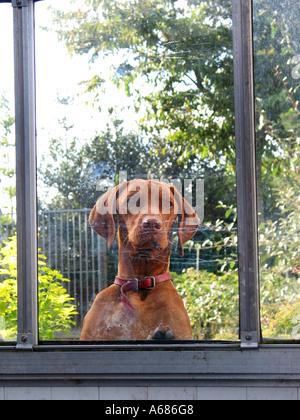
[1,386,299,400]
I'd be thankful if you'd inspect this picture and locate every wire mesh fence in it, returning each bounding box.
[38,209,107,324]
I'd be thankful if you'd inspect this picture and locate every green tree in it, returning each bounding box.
[52,0,299,201]
[53,0,235,169]
[40,118,236,222]
[40,119,152,209]
[253,0,300,219]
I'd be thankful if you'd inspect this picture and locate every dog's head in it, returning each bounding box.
[89,180,200,257]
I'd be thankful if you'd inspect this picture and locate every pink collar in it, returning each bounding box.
[114,272,172,314]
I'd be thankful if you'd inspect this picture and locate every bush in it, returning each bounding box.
[261,300,300,340]
[173,268,239,340]
[258,154,300,340]
[0,235,78,341]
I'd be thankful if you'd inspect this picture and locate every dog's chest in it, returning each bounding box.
[100,290,162,339]
[103,304,148,339]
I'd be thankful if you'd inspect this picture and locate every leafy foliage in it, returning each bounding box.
[173,205,238,340]
[174,268,239,340]
[0,236,78,341]
[259,148,300,339]
[53,0,235,168]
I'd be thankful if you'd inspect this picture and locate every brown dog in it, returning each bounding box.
[80,180,200,340]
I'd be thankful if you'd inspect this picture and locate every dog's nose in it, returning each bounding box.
[141,216,162,231]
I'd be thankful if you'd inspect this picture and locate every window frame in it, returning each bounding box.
[0,0,299,387]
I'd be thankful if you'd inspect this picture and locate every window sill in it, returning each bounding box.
[0,344,299,388]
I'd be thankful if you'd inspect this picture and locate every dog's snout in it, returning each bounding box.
[141,216,163,231]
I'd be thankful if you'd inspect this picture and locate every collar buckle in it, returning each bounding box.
[145,276,156,289]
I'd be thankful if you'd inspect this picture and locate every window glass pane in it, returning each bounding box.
[0,4,17,343]
[253,0,300,340]
[36,0,238,342]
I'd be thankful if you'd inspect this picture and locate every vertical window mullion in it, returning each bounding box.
[232,0,261,348]
[13,0,38,349]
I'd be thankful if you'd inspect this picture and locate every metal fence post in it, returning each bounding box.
[232,0,261,348]
[13,0,38,349]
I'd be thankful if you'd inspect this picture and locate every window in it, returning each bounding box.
[35,0,239,342]
[253,0,300,342]
[0,0,298,358]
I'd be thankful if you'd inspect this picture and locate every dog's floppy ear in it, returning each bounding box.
[89,184,122,251]
[172,186,200,257]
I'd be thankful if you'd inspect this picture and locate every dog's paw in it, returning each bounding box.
[164,325,175,340]
[147,324,175,340]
